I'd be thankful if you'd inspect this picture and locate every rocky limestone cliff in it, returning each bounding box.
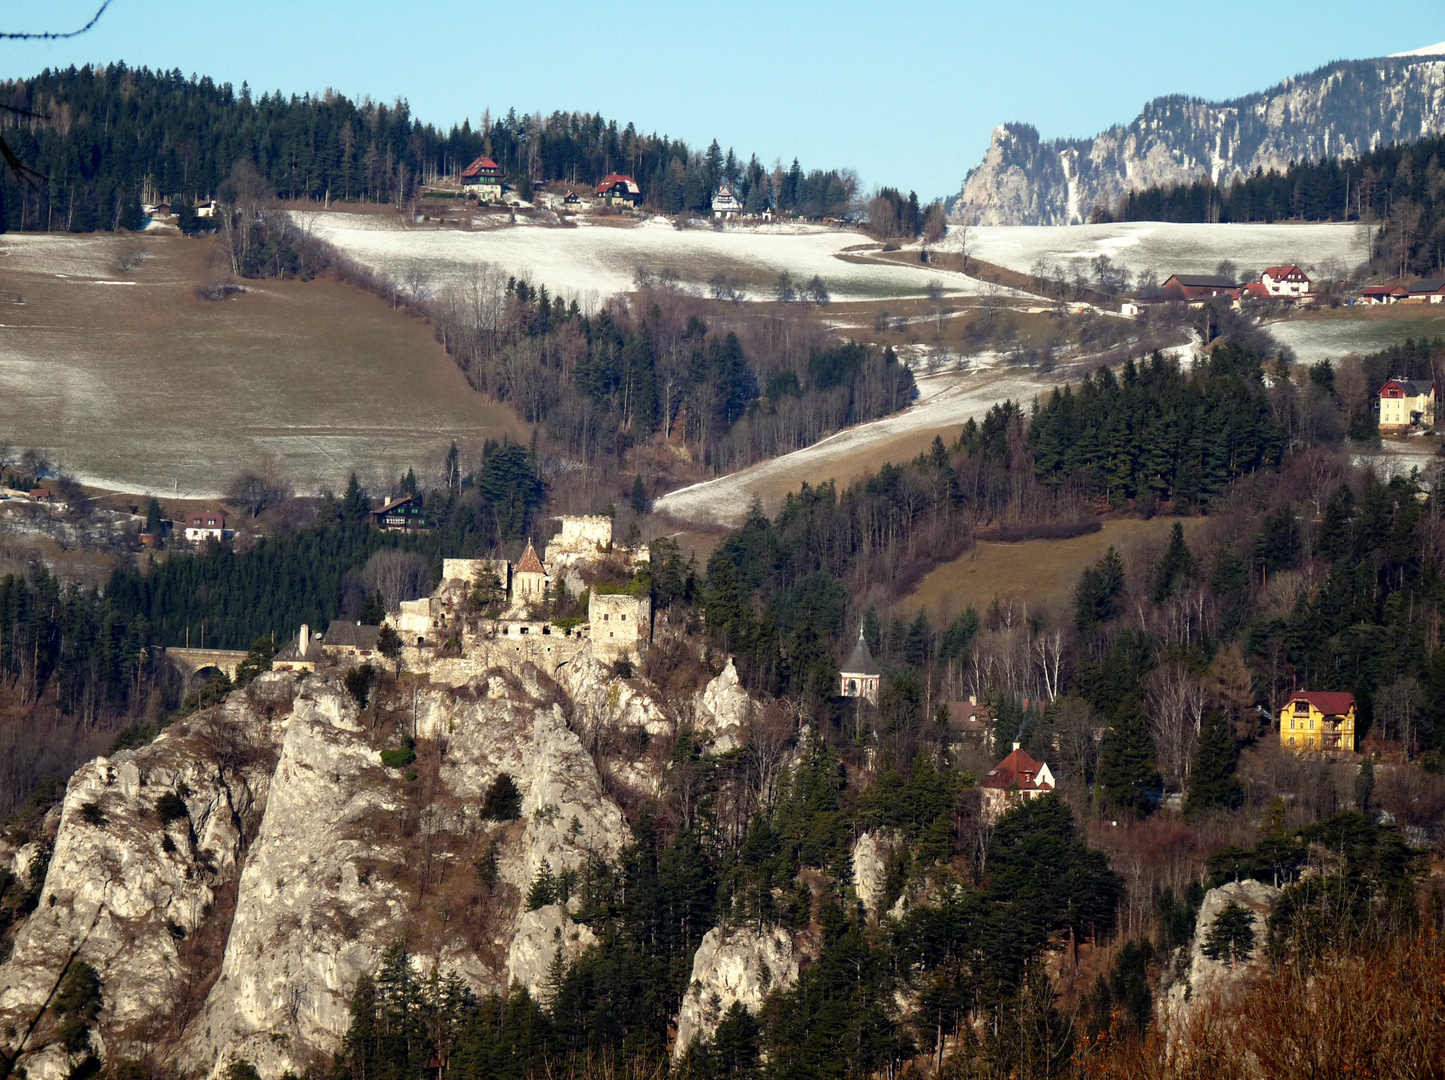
[955,55,1445,225]
[1160,878,1279,1037]
[672,925,798,1059]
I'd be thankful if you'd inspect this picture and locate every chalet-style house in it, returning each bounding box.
[1279,690,1356,753]
[595,174,642,207]
[839,628,881,706]
[1407,279,1445,303]
[1378,377,1437,431]
[461,155,503,202]
[979,746,1056,823]
[1261,265,1310,298]
[563,192,581,207]
[1360,285,1408,305]
[711,184,743,218]
[372,496,428,532]
[184,510,227,543]
[1162,274,1236,303]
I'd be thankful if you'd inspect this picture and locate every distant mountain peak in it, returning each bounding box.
[1391,41,1445,57]
[952,54,1445,225]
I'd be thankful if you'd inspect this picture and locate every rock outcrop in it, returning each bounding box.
[954,55,1445,225]
[673,925,798,1058]
[505,903,598,1000]
[1160,879,1279,1035]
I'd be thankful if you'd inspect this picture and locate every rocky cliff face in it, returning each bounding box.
[672,925,798,1058]
[1159,878,1280,1036]
[954,55,1445,225]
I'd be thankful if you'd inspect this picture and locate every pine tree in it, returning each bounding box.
[1152,522,1197,602]
[1097,695,1159,817]
[341,473,369,522]
[630,474,650,515]
[1186,710,1242,816]
[1202,901,1256,965]
[144,498,163,535]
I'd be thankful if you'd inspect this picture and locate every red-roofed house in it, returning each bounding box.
[461,155,503,202]
[1261,265,1311,298]
[1279,690,1356,753]
[596,174,642,207]
[1359,285,1408,305]
[979,745,1056,822]
[184,510,227,543]
[1379,377,1437,431]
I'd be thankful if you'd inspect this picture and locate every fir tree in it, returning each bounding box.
[1202,901,1256,965]
[1186,710,1242,816]
[1096,695,1159,817]
[341,473,369,522]
[1152,522,1197,602]
[630,474,650,515]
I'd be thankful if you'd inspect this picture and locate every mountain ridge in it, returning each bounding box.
[951,53,1445,225]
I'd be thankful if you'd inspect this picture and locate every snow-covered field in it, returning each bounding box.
[307,213,1023,303]
[1267,312,1445,364]
[655,358,1059,529]
[944,221,1369,280]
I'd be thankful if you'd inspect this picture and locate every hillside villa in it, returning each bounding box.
[711,183,743,218]
[1378,377,1437,432]
[1261,264,1311,298]
[461,155,503,202]
[979,746,1056,823]
[596,174,642,207]
[1279,690,1356,753]
[184,510,227,544]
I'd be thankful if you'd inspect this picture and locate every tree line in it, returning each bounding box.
[0,64,856,231]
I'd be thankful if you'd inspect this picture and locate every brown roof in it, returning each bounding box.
[980,748,1054,792]
[1263,265,1305,279]
[1285,690,1356,717]
[516,540,545,575]
[324,622,381,650]
[461,155,500,179]
[187,511,225,527]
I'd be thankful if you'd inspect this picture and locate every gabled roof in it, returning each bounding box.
[1164,274,1236,289]
[1240,282,1271,298]
[841,628,880,677]
[1381,377,1435,397]
[516,540,545,575]
[1263,264,1305,278]
[1410,278,1445,294]
[980,748,1055,792]
[373,495,421,516]
[1285,690,1356,716]
[1360,285,1408,296]
[274,630,323,662]
[461,155,501,179]
[324,622,382,650]
[596,173,640,195]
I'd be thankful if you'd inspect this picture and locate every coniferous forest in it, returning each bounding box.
[0,65,856,232]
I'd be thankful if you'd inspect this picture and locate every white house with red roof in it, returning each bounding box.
[1378,377,1437,432]
[979,745,1056,823]
[1279,690,1357,753]
[1261,265,1311,298]
[461,155,503,202]
[596,173,642,207]
[183,510,228,544]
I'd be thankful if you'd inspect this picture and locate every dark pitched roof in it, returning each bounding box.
[275,630,323,663]
[324,622,382,650]
[516,540,545,575]
[373,496,421,516]
[841,629,880,677]
[1382,377,1434,397]
[1285,690,1356,716]
[1410,278,1445,293]
[1164,274,1237,288]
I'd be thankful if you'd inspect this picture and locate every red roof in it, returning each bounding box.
[1361,285,1407,297]
[1285,690,1356,716]
[980,748,1054,792]
[516,541,545,575]
[1263,265,1305,279]
[461,155,500,179]
[1241,282,1271,298]
[595,173,639,196]
[186,511,225,528]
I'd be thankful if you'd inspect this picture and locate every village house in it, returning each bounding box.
[595,174,642,207]
[273,623,323,673]
[839,628,881,706]
[322,621,382,660]
[946,697,993,750]
[1378,377,1437,431]
[1162,274,1236,303]
[372,495,428,532]
[979,745,1056,823]
[1280,690,1357,753]
[461,155,503,202]
[183,510,227,543]
[1261,264,1311,298]
[1359,285,1408,305]
[1407,278,1445,303]
[711,183,743,219]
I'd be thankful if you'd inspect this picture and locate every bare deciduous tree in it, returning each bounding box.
[362,549,433,613]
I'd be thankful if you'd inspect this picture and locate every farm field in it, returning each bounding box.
[306,211,1030,304]
[897,517,1202,620]
[1266,305,1445,363]
[0,233,524,496]
[948,220,1368,280]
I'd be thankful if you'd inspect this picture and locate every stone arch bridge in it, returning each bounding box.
[164,647,249,684]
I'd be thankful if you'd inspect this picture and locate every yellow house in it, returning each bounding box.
[1280,690,1356,753]
[1378,377,1436,431]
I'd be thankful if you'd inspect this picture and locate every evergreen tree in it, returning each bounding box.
[1096,695,1159,817]
[1202,901,1256,965]
[1075,547,1126,633]
[144,498,163,535]
[630,474,650,515]
[1186,710,1242,816]
[341,474,369,522]
[1152,522,1197,602]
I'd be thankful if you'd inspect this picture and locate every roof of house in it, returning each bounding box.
[186,511,225,526]
[1410,278,1445,294]
[1285,690,1356,716]
[29,488,51,499]
[980,748,1054,792]
[1164,274,1237,289]
[274,630,323,663]
[373,496,421,516]
[516,540,545,575]
[596,173,640,195]
[461,155,501,179]
[841,628,880,677]
[1381,377,1435,397]
[1360,285,1408,296]
[947,701,989,729]
[1263,264,1305,278]
[324,622,382,650]
[1240,282,1271,298]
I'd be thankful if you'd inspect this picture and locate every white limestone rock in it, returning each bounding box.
[505,903,598,1000]
[673,925,798,1058]
[1160,879,1279,1035]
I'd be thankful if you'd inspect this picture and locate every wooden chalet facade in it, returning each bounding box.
[461,155,503,202]
[595,174,642,207]
[372,496,429,532]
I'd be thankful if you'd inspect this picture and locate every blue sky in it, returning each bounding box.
[5,1,1444,199]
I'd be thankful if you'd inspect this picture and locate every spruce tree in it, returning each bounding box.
[1097,695,1159,817]
[1152,522,1197,602]
[630,474,650,515]
[341,473,369,522]
[1186,710,1242,817]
